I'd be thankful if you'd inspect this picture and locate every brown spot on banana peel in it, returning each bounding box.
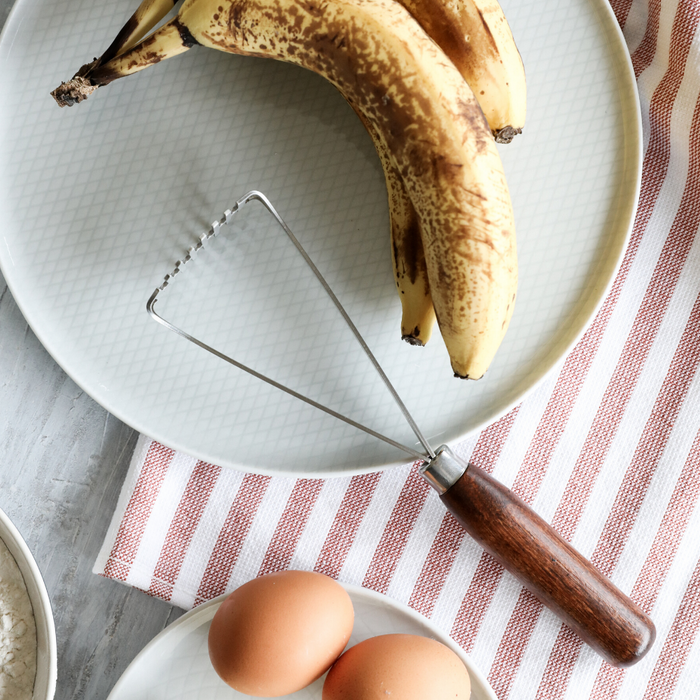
[454,370,484,380]
[174,17,203,46]
[230,1,247,29]
[475,6,499,53]
[392,214,425,286]
[458,99,491,149]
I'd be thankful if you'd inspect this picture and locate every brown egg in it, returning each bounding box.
[208,570,354,697]
[322,633,471,699]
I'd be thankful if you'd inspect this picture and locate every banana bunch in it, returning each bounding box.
[52,0,525,380]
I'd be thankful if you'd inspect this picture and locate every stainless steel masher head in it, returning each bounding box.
[146,190,654,667]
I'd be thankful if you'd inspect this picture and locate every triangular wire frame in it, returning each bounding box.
[146,190,432,462]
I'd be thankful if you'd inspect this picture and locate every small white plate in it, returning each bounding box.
[107,584,496,699]
[0,0,641,475]
[0,507,57,700]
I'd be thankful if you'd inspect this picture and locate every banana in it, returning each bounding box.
[384,151,435,347]
[49,0,435,346]
[54,0,523,349]
[383,0,524,347]
[101,0,181,62]
[395,0,526,143]
[52,0,517,379]
[383,0,525,345]
[350,105,435,346]
[52,0,182,106]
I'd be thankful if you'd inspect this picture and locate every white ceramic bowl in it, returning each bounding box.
[0,507,57,700]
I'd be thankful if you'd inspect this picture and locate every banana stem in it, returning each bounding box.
[51,18,196,107]
[93,19,195,84]
[101,0,181,64]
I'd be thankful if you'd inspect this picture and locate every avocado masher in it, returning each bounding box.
[146,190,655,667]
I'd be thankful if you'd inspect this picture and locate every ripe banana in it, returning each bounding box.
[55,0,524,351]
[385,156,435,347]
[384,0,525,345]
[53,0,436,347]
[395,0,526,143]
[52,0,518,379]
[101,0,181,62]
[352,106,435,346]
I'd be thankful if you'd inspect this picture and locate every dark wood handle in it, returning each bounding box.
[441,464,655,667]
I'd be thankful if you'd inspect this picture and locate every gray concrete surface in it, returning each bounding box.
[0,2,187,697]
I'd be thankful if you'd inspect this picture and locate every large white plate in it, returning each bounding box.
[0,0,641,475]
[106,584,496,699]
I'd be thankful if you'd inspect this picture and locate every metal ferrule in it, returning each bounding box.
[419,445,469,495]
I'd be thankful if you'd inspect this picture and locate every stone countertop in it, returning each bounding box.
[0,1,186,697]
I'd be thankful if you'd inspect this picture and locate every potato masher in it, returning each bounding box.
[146,190,655,667]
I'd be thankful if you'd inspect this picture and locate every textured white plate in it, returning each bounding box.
[106,584,496,699]
[0,0,641,475]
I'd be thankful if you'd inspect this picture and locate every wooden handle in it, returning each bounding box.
[440,464,655,667]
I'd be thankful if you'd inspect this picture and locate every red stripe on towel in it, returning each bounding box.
[642,558,700,699]
[148,461,221,600]
[314,472,382,579]
[194,473,271,604]
[258,478,324,576]
[590,426,700,697]
[102,442,175,582]
[362,465,431,595]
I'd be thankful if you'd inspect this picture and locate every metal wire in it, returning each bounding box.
[146,190,434,463]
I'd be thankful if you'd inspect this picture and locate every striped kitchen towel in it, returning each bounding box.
[94,0,700,696]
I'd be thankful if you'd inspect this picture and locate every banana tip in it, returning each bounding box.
[51,72,98,107]
[453,371,484,381]
[402,335,425,347]
[493,126,522,144]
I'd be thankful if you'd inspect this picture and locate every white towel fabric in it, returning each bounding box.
[95,0,700,696]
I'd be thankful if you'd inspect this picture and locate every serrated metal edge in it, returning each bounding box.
[155,205,238,293]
